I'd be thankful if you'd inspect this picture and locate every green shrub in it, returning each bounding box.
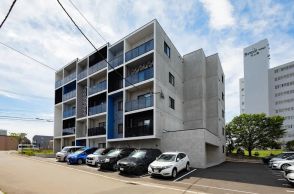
[254,151,260,156]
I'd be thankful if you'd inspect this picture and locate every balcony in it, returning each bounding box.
[125,95,153,112]
[88,127,106,136]
[62,127,75,136]
[126,67,153,87]
[77,69,87,81]
[89,81,106,96]
[55,80,63,88]
[63,72,76,85]
[109,54,123,70]
[89,60,107,75]
[125,125,153,137]
[63,109,76,118]
[62,90,76,101]
[88,103,106,116]
[125,39,154,62]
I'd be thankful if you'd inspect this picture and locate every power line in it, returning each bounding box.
[0,88,52,100]
[0,115,53,122]
[68,0,107,43]
[0,41,57,71]
[0,0,17,29]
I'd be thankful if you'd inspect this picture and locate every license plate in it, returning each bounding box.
[97,164,101,167]
[154,169,159,173]
[120,167,124,171]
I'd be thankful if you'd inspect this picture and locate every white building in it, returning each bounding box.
[240,39,294,142]
[54,20,226,168]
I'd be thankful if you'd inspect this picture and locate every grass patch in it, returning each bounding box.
[18,149,53,156]
[232,149,283,158]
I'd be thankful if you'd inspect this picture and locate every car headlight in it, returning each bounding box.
[105,158,110,162]
[161,165,173,169]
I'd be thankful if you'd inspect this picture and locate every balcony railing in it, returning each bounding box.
[62,127,75,136]
[88,127,106,136]
[89,81,107,96]
[77,69,87,80]
[62,90,76,101]
[125,125,153,137]
[125,39,154,62]
[63,72,76,84]
[88,103,106,116]
[125,95,153,112]
[125,67,153,87]
[55,80,63,88]
[63,109,76,118]
[109,54,123,69]
[89,60,107,75]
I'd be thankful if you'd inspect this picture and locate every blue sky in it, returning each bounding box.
[0,0,294,140]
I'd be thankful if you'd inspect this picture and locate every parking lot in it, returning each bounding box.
[1,151,294,194]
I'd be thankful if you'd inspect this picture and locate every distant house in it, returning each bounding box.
[32,135,53,149]
[0,129,7,136]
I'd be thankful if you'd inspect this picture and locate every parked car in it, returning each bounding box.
[97,148,135,171]
[117,148,162,175]
[67,147,97,165]
[272,155,294,170]
[262,155,278,165]
[269,152,294,167]
[148,152,190,178]
[56,146,84,162]
[285,165,294,186]
[86,147,113,166]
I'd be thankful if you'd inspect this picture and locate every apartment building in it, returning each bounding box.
[240,39,294,142]
[54,20,226,168]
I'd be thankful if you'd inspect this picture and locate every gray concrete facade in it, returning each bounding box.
[54,20,226,168]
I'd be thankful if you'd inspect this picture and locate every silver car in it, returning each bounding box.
[56,146,84,162]
[269,152,294,168]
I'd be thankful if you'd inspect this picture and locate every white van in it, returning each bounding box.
[18,144,39,151]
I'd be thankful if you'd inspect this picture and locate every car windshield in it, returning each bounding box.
[282,153,293,159]
[61,147,70,152]
[286,155,294,160]
[106,149,121,157]
[93,149,104,155]
[157,154,176,162]
[74,148,86,154]
[129,150,146,159]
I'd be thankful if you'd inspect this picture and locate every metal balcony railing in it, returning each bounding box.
[89,81,107,96]
[62,127,75,136]
[63,72,76,84]
[108,54,123,69]
[62,90,76,101]
[125,95,153,112]
[88,127,106,136]
[88,103,106,116]
[125,125,153,137]
[55,80,63,88]
[63,109,76,118]
[77,69,87,80]
[125,67,153,87]
[125,39,154,62]
[89,60,107,75]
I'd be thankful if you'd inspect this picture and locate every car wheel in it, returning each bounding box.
[282,164,291,171]
[186,163,190,171]
[172,168,177,178]
[77,159,83,165]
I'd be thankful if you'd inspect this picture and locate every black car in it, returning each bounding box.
[97,148,135,171]
[117,148,162,175]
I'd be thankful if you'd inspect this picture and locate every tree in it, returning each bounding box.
[9,133,31,144]
[286,140,294,151]
[226,114,285,156]
[225,124,235,154]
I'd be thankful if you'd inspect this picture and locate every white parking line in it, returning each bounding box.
[286,190,294,192]
[173,169,197,182]
[278,178,286,181]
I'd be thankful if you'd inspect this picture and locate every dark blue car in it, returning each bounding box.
[67,147,97,165]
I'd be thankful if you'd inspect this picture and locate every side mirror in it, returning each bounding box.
[176,158,180,162]
[155,157,159,160]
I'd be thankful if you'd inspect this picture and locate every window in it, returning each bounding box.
[169,72,175,86]
[118,100,123,111]
[222,109,225,119]
[118,123,123,134]
[164,41,170,58]
[222,145,225,153]
[169,97,175,110]
[222,92,224,101]
[222,127,225,136]
[221,75,224,83]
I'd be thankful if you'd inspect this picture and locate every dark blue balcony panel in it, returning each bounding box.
[88,127,106,136]
[89,60,107,75]
[62,127,75,136]
[55,80,63,88]
[125,95,153,112]
[62,90,76,101]
[89,81,107,96]
[125,39,154,62]
[63,72,76,85]
[88,103,106,116]
[109,54,123,69]
[63,109,76,118]
[125,125,153,138]
[77,69,87,80]
[125,67,153,87]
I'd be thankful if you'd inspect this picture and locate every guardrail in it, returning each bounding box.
[125,39,154,62]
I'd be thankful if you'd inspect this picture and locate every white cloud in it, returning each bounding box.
[200,0,235,30]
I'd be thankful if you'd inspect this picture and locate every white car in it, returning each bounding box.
[86,148,110,166]
[272,155,294,170]
[148,152,190,178]
[269,152,294,168]
[285,165,294,186]
[56,146,83,162]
